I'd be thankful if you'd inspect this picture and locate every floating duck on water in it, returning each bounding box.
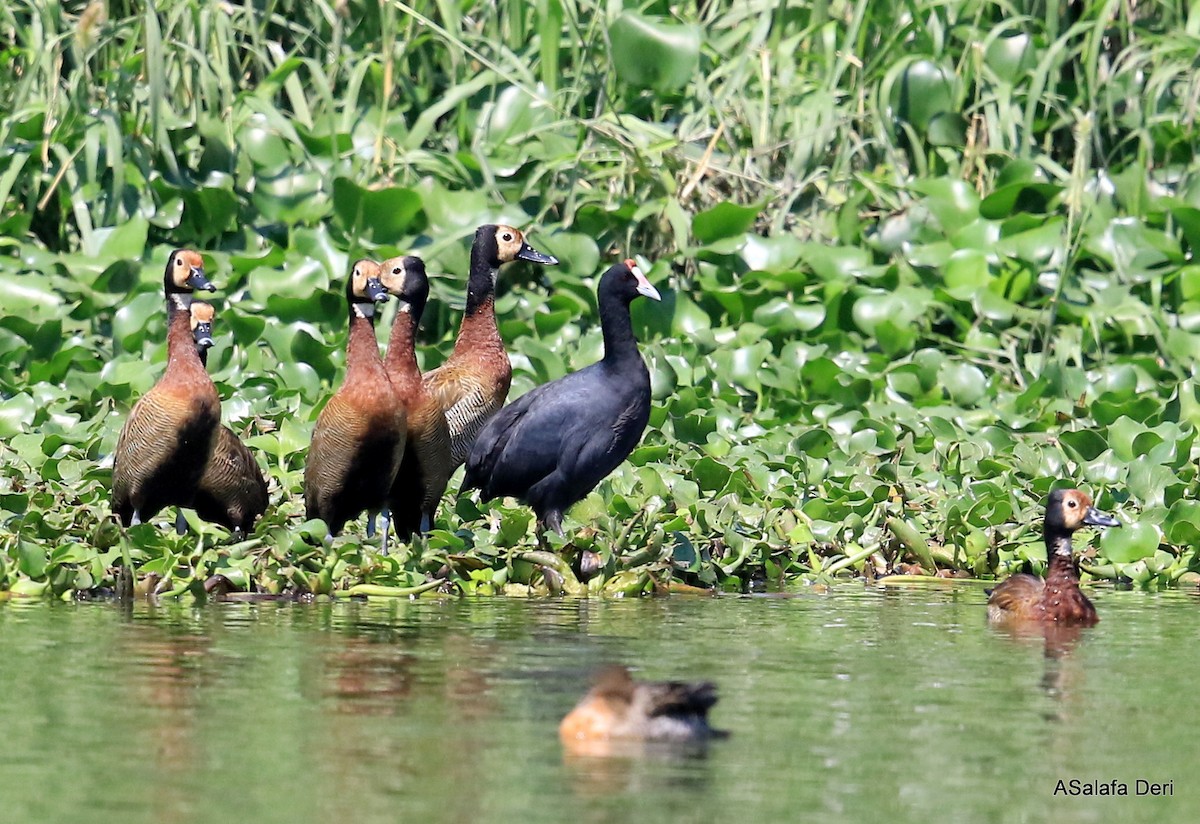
[559,666,727,752]
[987,488,1120,626]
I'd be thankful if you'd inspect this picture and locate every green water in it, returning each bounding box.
[0,586,1195,823]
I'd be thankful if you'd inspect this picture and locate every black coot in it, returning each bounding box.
[463,259,661,533]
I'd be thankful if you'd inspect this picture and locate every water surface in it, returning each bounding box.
[0,586,1195,823]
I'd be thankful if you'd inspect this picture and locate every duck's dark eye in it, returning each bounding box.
[393,267,402,275]
[175,258,183,266]
[502,233,513,242]
[1068,499,1078,508]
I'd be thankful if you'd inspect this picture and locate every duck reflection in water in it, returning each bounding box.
[990,620,1087,706]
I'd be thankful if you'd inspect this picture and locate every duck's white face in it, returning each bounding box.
[1058,489,1093,531]
[170,250,206,289]
[351,259,383,299]
[189,302,215,327]
[378,257,412,301]
[1054,488,1119,532]
[493,226,526,264]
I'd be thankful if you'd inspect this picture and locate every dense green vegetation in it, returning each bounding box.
[1,0,1198,599]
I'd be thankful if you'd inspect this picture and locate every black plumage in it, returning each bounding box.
[463,259,661,533]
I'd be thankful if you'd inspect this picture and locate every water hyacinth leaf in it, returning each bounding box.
[537,232,600,278]
[943,249,991,292]
[484,84,553,145]
[248,260,327,305]
[926,112,966,147]
[889,58,956,133]
[332,178,424,241]
[254,170,328,225]
[938,362,987,405]
[0,272,59,317]
[997,218,1065,264]
[693,202,761,244]
[1163,501,1200,546]
[1099,522,1159,564]
[17,538,48,579]
[741,234,803,272]
[799,243,874,280]
[981,180,1062,220]
[753,298,824,332]
[276,362,321,397]
[95,214,149,259]
[181,177,240,239]
[1059,430,1108,462]
[609,13,701,93]
[914,177,980,234]
[241,119,293,168]
[985,33,1036,82]
[1170,207,1200,254]
[112,292,162,352]
[0,393,35,437]
[662,290,711,336]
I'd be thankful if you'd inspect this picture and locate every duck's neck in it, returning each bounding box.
[1043,533,1081,588]
[464,244,499,317]
[167,292,192,314]
[165,303,205,376]
[385,296,426,393]
[454,248,503,358]
[599,290,641,365]
[346,306,385,379]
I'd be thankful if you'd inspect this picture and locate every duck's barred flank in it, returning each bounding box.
[112,250,219,530]
[421,224,558,475]
[304,261,406,553]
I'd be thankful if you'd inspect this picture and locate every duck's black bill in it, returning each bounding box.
[192,323,214,349]
[517,242,558,266]
[365,278,390,302]
[1083,507,1120,528]
[187,268,216,292]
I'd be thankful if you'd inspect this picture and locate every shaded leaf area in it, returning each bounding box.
[2,1,1200,598]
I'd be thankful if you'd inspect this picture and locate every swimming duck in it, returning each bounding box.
[560,666,726,745]
[987,488,1119,625]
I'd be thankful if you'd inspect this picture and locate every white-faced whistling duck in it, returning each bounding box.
[188,301,269,540]
[378,255,452,541]
[304,260,407,554]
[421,224,558,472]
[987,488,1119,626]
[112,249,219,532]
